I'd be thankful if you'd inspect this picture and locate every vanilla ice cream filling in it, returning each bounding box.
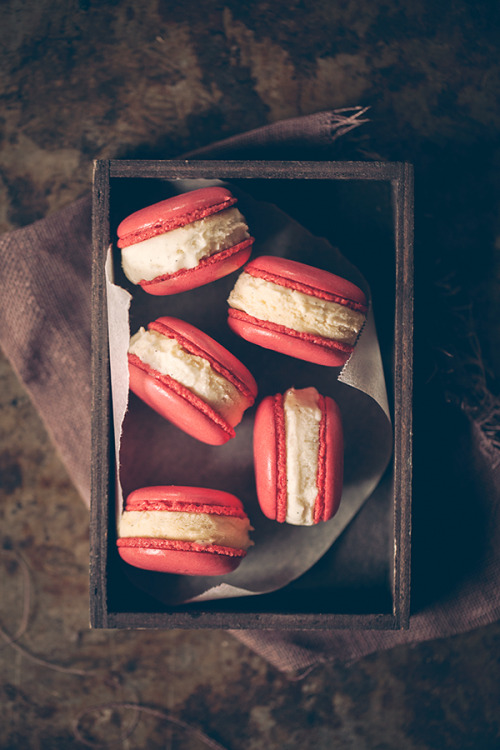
[119,510,253,550]
[284,387,322,526]
[228,274,365,344]
[129,328,247,425]
[122,207,250,284]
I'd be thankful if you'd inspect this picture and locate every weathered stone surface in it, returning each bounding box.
[1,1,500,747]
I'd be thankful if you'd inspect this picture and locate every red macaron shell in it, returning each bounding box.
[228,310,354,367]
[128,317,257,445]
[123,485,247,512]
[253,391,343,525]
[314,395,343,523]
[116,486,250,576]
[252,394,285,522]
[244,256,368,309]
[117,544,243,576]
[228,256,367,367]
[117,187,238,248]
[138,238,254,296]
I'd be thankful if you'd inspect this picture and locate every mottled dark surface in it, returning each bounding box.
[1,1,500,747]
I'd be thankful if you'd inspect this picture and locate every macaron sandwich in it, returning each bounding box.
[228,256,367,366]
[253,386,343,526]
[128,316,257,445]
[117,486,253,575]
[118,186,254,295]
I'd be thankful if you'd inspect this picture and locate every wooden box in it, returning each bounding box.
[90,160,413,630]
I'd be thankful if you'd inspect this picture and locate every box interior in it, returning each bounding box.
[104,173,398,619]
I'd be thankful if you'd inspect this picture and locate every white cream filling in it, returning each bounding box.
[119,510,253,550]
[122,207,250,284]
[284,387,322,526]
[129,328,248,425]
[228,273,365,344]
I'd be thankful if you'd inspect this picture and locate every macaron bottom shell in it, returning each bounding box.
[117,540,245,576]
[227,310,353,367]
[139,238,254,296]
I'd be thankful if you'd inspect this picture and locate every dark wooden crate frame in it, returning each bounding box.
[91,160,413,630]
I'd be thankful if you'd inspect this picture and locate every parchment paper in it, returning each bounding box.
[106,179,393,605]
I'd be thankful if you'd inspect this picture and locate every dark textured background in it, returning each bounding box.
[1,1,499,747]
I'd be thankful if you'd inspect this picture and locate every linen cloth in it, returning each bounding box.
[1,108,498,672]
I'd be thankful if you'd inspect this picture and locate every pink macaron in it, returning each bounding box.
[227,256,367,366]
[253,387,343,525]
[128,316,257,445]
[117,187,254,295]
[117,486,253,575]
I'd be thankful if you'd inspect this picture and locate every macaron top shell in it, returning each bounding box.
[243,256,367,310]
[117,187,238,248]
[123,485,247,516]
